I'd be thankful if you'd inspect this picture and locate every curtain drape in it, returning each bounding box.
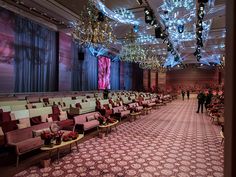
[14,16,57,92]
[110,61,120,90]
[71,47,98,91]
[123,62,133,90]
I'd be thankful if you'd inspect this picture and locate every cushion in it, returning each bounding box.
[94,113,100,119]
[26,104,33,109]
[48,114,59,121]
[52,106,60,114]
[75,103,81,108]
[1,120,18,133]
[60,111,67,115]
[41,114,48,123]
[59,114,67,121]
[103,104,109,110]
[83,120,99,131]
[1,112,11,122]
[86,115,95,122]
[0,127,4,136]
[17,123,28,129]
[19,118,31,128]
[10,113,16,120]
[16,137,43,153]
[32,128,51,137]
[118,108,124,113]
[30,116,42,126]
[50,123,60,132]
[47,117,53,122]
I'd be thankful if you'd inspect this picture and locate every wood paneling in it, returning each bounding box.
[166,68,219,90]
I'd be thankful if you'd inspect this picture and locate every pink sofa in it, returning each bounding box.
[5,122,51,167]
[73,112,100,133]
[128,102,143,112]
[112,106,130,121]
[141,100,156,107]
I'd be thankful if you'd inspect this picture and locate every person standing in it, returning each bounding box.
[181,90,185,100]
[187,90,190,100]
[196,91,206,113]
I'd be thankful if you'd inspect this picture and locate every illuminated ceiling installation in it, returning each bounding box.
[73,0,224,70]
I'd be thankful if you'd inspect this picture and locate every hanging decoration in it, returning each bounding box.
[70,0,116,47]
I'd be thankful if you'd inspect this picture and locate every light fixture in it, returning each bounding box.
[70,0,116,47]
[136,0,143,5]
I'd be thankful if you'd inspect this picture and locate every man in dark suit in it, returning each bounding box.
[181,90,185,100]
[196,91,206,113]
[187,90,190,100]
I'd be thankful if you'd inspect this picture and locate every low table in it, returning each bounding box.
[129,112,141,121]
[143,107,152,115]
[41,134,84,162]
[98,120,119,136]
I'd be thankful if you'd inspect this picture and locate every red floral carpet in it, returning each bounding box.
[15,99,224,177]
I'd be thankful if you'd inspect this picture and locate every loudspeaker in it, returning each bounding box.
[155,27,162,38]
[78,52,84,60]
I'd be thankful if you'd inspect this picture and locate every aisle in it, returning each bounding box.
[15,99,224,177]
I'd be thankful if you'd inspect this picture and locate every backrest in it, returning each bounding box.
[11,110,30,120]
[0,106,11,112]
[75,112,99,124]
[113,106,124,113]
[99,99,109,106]
[32,102,44,108]
[5,122,50,144]
[11,105,26,111]
[0,100,27,106]
[61,97,72,102]
[29,107,52,118]
[80,102,90,109]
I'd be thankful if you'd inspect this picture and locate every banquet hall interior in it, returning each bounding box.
[0,0,235,176]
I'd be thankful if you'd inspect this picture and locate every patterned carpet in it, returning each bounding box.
[15,99,224,177]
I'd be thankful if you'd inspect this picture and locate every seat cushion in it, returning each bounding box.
[120,110,130,117]
[83,120,99,131]
[16,137,43,154]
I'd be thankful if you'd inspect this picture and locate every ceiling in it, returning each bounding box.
[0,0,226,67]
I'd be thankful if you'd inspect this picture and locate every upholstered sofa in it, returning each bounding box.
[112,106,130,121]
[78,101,96,114]
[141,100,156,108]
[128,102,143,112]
[5,122,51,167]
[73,112,100,133]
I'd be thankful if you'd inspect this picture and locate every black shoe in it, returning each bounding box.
[196,111,199,113]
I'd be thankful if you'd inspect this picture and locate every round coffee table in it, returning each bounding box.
[129,112,141,121]
[98,120,119,136]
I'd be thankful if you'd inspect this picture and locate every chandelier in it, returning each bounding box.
[119,44,146,63]
[138,52,166,71]
[70,0,116,47]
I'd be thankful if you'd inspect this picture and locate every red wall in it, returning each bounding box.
[166,67,220,91]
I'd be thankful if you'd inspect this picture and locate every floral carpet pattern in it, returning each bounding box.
[15,99,224,177]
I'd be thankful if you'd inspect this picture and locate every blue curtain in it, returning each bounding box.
[71,47,98,91]
[124,62,133,90]
[71,43,82,91]
[110,61,120,90]
[14,16,57,92]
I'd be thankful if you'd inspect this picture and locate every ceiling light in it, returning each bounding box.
[136,0,143,5]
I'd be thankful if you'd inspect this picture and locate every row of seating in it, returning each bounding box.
[0,91,175,167]
[206,92,224,144]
